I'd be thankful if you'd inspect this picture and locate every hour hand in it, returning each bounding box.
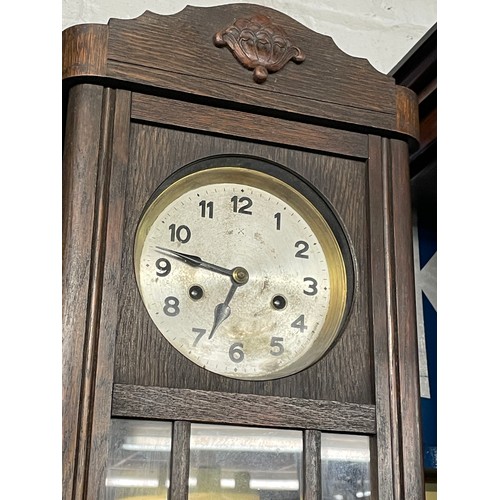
[155,247,233,277]
[209,303,232,339]
[208,281,239,339]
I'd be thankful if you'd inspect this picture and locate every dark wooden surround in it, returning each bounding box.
[63,4,423,499]
[390,23,437,485]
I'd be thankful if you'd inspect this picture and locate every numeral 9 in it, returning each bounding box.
[155,258,171,277]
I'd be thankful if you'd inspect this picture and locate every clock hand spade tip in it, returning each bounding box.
[208,303,231,339]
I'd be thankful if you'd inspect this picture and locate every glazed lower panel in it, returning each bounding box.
[103,418,372,500]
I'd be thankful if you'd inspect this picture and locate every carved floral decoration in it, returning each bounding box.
[214,14,306,83]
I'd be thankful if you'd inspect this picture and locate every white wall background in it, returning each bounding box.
[62,0,436,74]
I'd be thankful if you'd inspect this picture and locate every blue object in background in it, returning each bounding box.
[421,293,437,469]
[416,219,437,471]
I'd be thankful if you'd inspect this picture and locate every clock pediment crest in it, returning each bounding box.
[213,14,305,83]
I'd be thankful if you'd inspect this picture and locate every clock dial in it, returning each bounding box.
[135,161,353,380]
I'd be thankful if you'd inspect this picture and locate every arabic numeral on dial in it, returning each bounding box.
[270,337,284,356]
[274,212,281,230]
[303,277,318,296]
[231,195,253,215]
[199,200,214,219]
[229,342,245,363]
[294,240,309,259]
[155,258,171,277]
[168,223,191,243]
[163,296,180,316]
[192,328,206,346]
[291,314,307,332]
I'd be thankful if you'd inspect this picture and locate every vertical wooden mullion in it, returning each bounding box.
[381,137,404,500]
[71,85,116,500]
[368,135,424,499]
[83,88,132,499]
[390,139,425,499]
[303,429,322,499]
[367,135,399,500]
[63,83,104,500]
[368,436,379,500]
[170,421,192,500]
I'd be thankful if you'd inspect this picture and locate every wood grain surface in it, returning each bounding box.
[62,84,103,500]
[62,5,420,142]
[170,421,191,499]
[390,139,424,498]
[131,93,369,159]
[303,430,322,499]
[366,135,424,499]
[62,24,108,79]
[84,89,133,499]
[367,135,396,500]
[112,384,376,434]
[106,7,393,111]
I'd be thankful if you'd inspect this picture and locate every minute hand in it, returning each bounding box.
[155,247,233,278]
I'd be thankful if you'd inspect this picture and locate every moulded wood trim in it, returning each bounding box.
[112,384,377,434]
[366,135,424,499]
[79,89,133,500]
[389,24,436,177]
[62,23,108,79]
[367,135,397,500]
[109,59,397,136]
[390,139,425,498]
[395,86,420,147]
[70,87,117,500]
[62,4,420,145]
[131,92,369,159]
[112,60,419,147]
[62,83,105,500]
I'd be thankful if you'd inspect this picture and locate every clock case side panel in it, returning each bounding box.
[367,135,424,499]
[390,138,424,499]
[62,83,104,500]
[62,84,132,500]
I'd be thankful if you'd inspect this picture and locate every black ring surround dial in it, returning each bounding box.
[134,155,355,380]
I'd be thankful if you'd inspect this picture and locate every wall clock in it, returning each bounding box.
[62,4,424,499]
[134,155,354,380]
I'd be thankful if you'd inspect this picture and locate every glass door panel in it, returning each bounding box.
[321,433,371,499]
[188,424,303,499]
[104,419,172,500]
[103,419,373,499]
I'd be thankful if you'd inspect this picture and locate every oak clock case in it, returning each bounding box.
[63,5,424,499]
[134,156,355,380]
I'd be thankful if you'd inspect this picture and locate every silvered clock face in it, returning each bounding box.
[134,159,352,380]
